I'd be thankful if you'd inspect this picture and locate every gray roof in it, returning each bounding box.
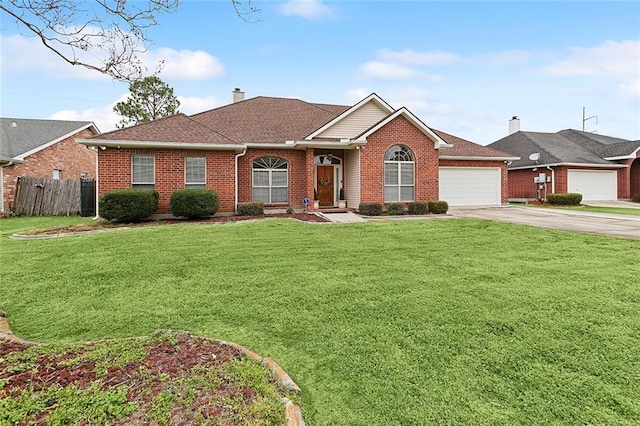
[487,129,640,168]
[0,118,97,162]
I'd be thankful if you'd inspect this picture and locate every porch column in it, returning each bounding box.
[305,148,315,209]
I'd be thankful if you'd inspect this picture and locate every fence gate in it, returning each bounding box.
[13,177,95,216]
[80,179,96,217]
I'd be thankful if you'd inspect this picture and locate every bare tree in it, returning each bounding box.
[1,0,260,81]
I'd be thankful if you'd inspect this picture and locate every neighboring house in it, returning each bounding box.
[488,119,640,201]
[79,92,518,215]
[0,118,99,213]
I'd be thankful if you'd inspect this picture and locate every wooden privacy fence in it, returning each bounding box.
[13,177,95,216]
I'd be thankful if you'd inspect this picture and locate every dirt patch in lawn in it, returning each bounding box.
[18,213,330,237]
[1,330,301,425]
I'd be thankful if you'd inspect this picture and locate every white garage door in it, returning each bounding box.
[439,167,501,206]
[567,170,617,201]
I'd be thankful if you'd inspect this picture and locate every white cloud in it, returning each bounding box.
[482,49,538,67]
[344,88,373,105]
[358,61,422,80]
[1,34,224,81]
[377,48,462,66]
[177,96,219,114]
[48,94,129,133]
[544,40,640,100]
[48,94,219,133]
[144,48,225,80]
[279,0,337,20]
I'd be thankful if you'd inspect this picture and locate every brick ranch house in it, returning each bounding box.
[0,118,99,213]
[79,92,518,215]
[488,117,640,201]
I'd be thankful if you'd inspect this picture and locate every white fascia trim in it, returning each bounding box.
[509,162,627,171]
[78,139,245,152]
[0,157,24,164]
[304,93,395,140]
[604,146,640,161]
[359,107,452,149]
[439,155,521,161]
[16,123,98,160]
[244,140,366,150]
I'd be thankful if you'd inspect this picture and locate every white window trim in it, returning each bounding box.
[184,156,206,188]
[384,160,415,202]
[131,154,155,187]
[53,169,62,180]
[252,158,288,204]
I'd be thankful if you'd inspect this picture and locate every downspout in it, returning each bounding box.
[235,147,248,212]
[94,149,100,219]
[546,166,555,194]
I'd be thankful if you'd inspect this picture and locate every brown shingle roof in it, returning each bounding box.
[91,113,235,144]
[190,97,350,142]
[433,128,516,158]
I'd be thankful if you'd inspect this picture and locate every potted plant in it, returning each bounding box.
[338,188,346,208]
[313,188,319,209]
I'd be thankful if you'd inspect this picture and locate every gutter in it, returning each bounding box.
[77,139,246,152]
[509,162,627,171]
[439,155,520,161]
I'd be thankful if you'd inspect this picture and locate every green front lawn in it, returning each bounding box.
[1,217,639,425]
[525,204,640,216]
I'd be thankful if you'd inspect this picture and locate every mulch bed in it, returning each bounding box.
[21,213,330,236]
[0,331,294,425]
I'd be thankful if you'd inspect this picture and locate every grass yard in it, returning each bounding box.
[1,217,639,425]
[523,204,640,217]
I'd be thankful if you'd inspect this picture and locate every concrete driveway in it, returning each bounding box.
[449,205,640,240]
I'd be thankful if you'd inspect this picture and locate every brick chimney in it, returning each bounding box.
[509,116,520,134]
[233,88,245,103]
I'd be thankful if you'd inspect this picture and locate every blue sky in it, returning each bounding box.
[1,1,639,145]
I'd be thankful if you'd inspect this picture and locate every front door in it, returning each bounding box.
[316,166,334,207]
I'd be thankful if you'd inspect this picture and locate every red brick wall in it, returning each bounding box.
[2,129,96,212]
[439,159,509,203]
[360,115,439,203]
[508,165,630,199]
[630,156,640,199]
[237,149,307,209]
[97,148,236,214]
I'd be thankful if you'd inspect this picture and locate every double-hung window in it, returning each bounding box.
[132,155,155,189]
[384,145,415,202]
[252,157,288,203]
[185,157,206,189]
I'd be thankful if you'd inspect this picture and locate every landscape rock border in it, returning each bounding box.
[0,309,305,426]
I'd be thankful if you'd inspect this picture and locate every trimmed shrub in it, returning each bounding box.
[408,201,429,215]
[170,189,218,219]
[99,189,159,222]
[237,201,264,216]
[428,200,449,214]
[286,207,295,214]
[359,202,383,216]
[547,193,582,205]
[632,195,640,203]
[385,202,405,215]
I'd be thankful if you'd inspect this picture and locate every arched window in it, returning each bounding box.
[384,145,414,202]
[252,157,288,203]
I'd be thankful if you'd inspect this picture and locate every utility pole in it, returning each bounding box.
[582,107,597,132]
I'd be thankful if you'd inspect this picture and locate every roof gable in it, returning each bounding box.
[358,107,451,149]
[0,118,97,162]
[305,93,394,140]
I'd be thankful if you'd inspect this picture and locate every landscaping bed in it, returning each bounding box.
[0,331,299,425]
[17,213,329,236]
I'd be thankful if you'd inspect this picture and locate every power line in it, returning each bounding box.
[1,91,115,104]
